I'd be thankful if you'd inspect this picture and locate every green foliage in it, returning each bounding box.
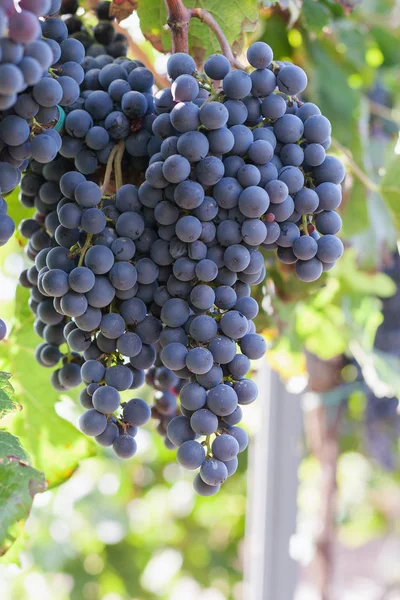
[301,0,331,33]
[0,372,21,418]
[266,250,396,364]
[136,0,259,63]
[1,286,95,488]
[0,373,46,556]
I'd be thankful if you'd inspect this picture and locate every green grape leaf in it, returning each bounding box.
[0,431,29,463]
[0,431,46,556]
[302,0,331,33]
[136,0,259,64]
[4,287,95,489]
[0,372,22,420]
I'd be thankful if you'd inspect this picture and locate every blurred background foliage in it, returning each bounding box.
[1,0,400,598]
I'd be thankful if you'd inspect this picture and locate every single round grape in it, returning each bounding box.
[303,114,331,144]
[234,378,258,405]
[189,315,218,343]
[277,64,307,95]
[207,384,238,416]
[81,360,105,384]
[247,41,273,68]
[200,458,228,486]
[292,235,318,260]
[315,182,342,211]
[116,211,145,240]
[68,267,95,293]
[209,335,237,364]
[226,425,248,452]
[79,408,107,436]
[204,54,230,80]
[228,354,251,379]
[229,124,254,156]
[109,261,138,290]
[177,440,206,469]
[316,235,344,263]
[296,102,321,121]
[313,156,345,185]
[86,276,116,308]
[167,415,195,446]
[195,156,225,187]
[276,222,300,248]
[295,257,323,282]
[123,398,151,426]
[186,347,214,375]
[237,165,261,188]
[190,284,215,311]
[60,291,88,318]
[95,422,119,447]
[42,269,69,297]
[250,69,276,98]
[167,52,196,79]
[113,434,137,458]
[105,365,134,391]
[294,188,319,214]
[212,434,239,461]
[261,94,287,120]
[273,114,304,144]
[190,408,219,436]
[238,186,270,218]
[223,70,252,100]
[193,473,220,496]
[315,211,342,235]
[170,101,199,133]
[240,333,267,360]
[171,74,199,102]
[180,383,207,411]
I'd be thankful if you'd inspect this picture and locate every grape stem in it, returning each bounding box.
[301,214,309,236]
[114,141,125,190]
[205,434,212,457]
[164,0,191,53]
[164,0,245,69]
[101,142,121,194]
[78,233,93,267]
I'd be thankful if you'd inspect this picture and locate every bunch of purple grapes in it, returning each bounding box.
[5,15,346,493]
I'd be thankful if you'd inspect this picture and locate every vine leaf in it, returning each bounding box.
[5,287,95,489]
[0,375,46,556]
[0,433,46,557]
[301,0,331,33]
[110,0,137,22]
[134,0,259,64]
[0,372,22,419]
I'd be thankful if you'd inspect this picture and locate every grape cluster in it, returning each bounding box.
[62,0,128,60]
[0,0,129,338]
[0,5,345,494]
[19,170,158,458]
[59,55,156,175]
